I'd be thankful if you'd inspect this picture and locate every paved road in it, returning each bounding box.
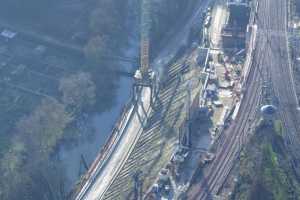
[188,0,300,199]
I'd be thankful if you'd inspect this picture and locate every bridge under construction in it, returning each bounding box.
[72,35,209,200]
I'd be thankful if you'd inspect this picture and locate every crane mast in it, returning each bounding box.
[140,0,151,79]
[133,0,157,107]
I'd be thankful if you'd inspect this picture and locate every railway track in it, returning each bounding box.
[186,0,299,199]
[207,45,267,194]
[261,0,300,171]
[188,0,300,199]
[78,58,200,200]
[188,33,264,199]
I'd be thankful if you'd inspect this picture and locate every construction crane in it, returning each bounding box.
[133,0,157,106]
[140,0,151,79]
[138,0,151,80]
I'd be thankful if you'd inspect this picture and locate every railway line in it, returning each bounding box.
[188,0,300,198]
[188,34,263,199]
[99,60,203,200]
[74,57,202,199]
[260,0,300,173]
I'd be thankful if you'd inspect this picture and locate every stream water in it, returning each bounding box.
[58,0,139,191]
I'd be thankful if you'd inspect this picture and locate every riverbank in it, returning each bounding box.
[58,0,139,191]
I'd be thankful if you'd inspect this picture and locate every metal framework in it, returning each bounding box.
[133,0,157,107]
[140,0,151,79]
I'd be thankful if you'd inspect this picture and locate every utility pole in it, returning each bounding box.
[132,171,143,200]
[78,154,89,177]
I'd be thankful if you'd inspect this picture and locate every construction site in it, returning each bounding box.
[72,0,256,199]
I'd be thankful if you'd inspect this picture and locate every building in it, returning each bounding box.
[221,0,251,49]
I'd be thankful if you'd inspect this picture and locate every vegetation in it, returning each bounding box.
[150,0,197,56]
[89,0,127,39]
[0,0,52,16]
[83,0,130,113]
[59,72,96,114]
[0,71,98,199]
[0,0,129,188]
[85,0,128,65]
[0,0,198,199]
[231,125,300,200]
[16,99,73,154]
[0,99,72,200]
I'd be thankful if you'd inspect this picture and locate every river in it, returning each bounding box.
[58,0,139,191]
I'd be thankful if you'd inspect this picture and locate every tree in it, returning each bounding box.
[59,72,96,113]
[0,99,72,200]
[85,0,130,68]
[0,138,31,200]
[89,0,127,37]
[89,7,120,36]
[84,35,111,66]
[0,137,68,200]
[16,99,73,155]
[150,0,191,52]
